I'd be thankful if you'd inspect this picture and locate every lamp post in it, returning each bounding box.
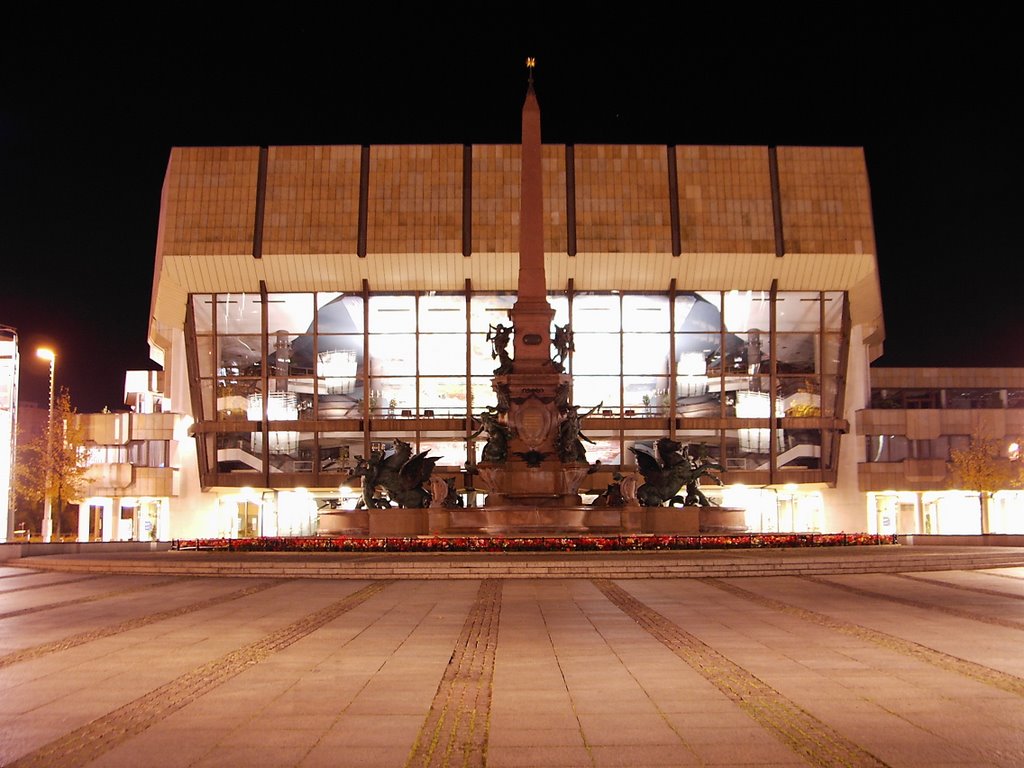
[37,348,56,543]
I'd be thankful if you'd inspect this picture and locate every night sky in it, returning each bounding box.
[2,16,1022,412]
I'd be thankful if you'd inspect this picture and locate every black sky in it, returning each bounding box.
[2,15,1022,411]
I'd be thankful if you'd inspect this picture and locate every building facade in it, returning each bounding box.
[858,367,1024,535]
[141,139,887,538]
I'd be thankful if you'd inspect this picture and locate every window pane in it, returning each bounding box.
[623,377,670,413]
[573,377,619,409]
[368,379,416,416]
[218,293,262,334]
[622,295,670,332]
[268,333,313,376]
[549,295,570,327]
[776,292,822,332]
[623,333,670,374]
[419,294,466,332]
[266,293,314,334]
[776,333,817,374]
[368,334,416,375]
[420,378,467,415]
[192,295,214,332]
[573,334,620,375]
[723,290,771,333]
[196,335,215,378]
[318,432,355,475]
[470,294,515,332]
[782,379,822,416]
[316,337,363,394]
[420,334,467,375]
[675,292,722,333]
[572,294,620,332]
[823,292,844,331]
[368,295,416,333]
[419,437,467,468]
[217,431,259,473]
[218,336,262,376]
[317,294,364,334]
[470,377,498,411]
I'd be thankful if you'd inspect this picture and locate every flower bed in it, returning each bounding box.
[172,532,897,553]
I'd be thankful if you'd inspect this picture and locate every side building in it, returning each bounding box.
[857,367,1024,535]
[144,142,885,538]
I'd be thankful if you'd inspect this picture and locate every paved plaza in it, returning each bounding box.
[2,548,1024,767]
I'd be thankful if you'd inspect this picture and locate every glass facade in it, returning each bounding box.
[187,289,849,493]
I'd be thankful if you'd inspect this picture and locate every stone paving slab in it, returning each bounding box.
[1,555,1023,766]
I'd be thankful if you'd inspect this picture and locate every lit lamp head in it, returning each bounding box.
[36,347,55,363]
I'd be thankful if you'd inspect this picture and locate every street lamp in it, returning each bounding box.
[37,347,55,543]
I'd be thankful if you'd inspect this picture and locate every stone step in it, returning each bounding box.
[11,547,1024,580]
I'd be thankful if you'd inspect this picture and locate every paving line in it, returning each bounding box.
[0,571,41,580]
[593,579,890,768]
[0,574,102,594]
[892,572,1024,600]
[0,580,283,669]
[0,577,192,620]
[405,579,502,768]
[705,578,1024,698]
[978,569,1024,582]
[5,580,393,768]
[804,575,1024,631]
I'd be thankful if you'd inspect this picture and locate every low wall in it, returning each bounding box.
[898,534,1024,547]
[0,541,173,562]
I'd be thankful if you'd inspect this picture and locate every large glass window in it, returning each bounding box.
[189,288,849,482]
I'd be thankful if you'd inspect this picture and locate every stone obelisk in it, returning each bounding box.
[478,62,590,508]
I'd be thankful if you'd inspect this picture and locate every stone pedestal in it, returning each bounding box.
[369,509,428,537]
[477,461,590,508]
[698,507,748,533]
[642,507,701,535]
